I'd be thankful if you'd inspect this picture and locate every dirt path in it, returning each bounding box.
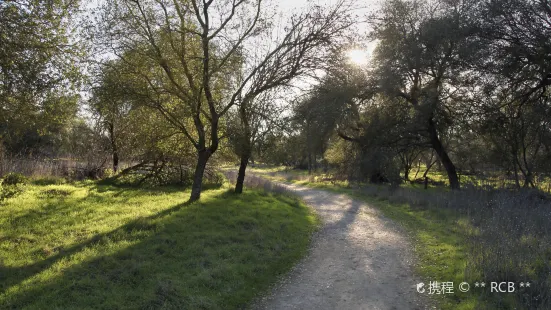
[253,182,428,310]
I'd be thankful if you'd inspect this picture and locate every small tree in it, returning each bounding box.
[227,91,285,193]
[89,62,135,173]
[97,0,354,200]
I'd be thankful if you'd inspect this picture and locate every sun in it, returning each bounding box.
[346,49,369,66]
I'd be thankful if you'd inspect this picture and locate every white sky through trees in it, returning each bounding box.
[80,0,379,115]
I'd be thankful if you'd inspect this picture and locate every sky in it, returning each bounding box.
[80,0,381,105]
[277,0,378,12]
[83,0,379,32]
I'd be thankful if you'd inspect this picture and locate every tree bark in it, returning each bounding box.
[428,118,460,190]
[413,159,421,180]
[107,123,119,173]
[112,150,119,173]
[234,97,252,194]
[523,171,533,188]
[308,152,312,174]
[235,154,249,194]
[422,158,435,190]
[190,150,210,202]
[404,165,411,182]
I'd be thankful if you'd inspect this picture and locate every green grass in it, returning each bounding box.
[251,167,477,309]
[0,181,319,309]
[366,196,475,309]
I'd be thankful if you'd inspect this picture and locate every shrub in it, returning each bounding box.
[31,176,67,186]
[204,170,226,187]
[105,161,227,190]
[103,168,115,178]
[0,180,24,202]
[2,172,28,186]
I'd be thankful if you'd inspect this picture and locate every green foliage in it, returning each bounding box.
[0,173,28,201]
[0,182,318,309]
[30,176,68,186]
[324,138,352,166]
[102,168,116,179]
[2,172,27,185]
[0,0,83,156]
[0,184,24,202]
[260,133,307,167]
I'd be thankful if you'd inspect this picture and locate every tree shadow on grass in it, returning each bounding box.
[3,182,226,259]
[1,189,315,310]
[93,179,224,197]
[90,182,185,198]
[0,198,194,298]
[3,183,187,243]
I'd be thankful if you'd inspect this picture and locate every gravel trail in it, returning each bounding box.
[253,182,428,310]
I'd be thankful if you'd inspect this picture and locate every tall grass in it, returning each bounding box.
[364,185,551,308]
[0,157,107,179]
[223,170,296,196]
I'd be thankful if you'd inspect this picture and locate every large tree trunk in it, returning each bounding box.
[428,118,460,190]
[235,100,252,194]
[107,123,119,173]
[112,150,119,173]
[190,151,210,202]
[235,154,250,194]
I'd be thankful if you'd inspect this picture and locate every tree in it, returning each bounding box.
[477,89,551,188]
[98,0,354,201]
[478,0,551,108]
[229,0,357,192]
[291,48,422,183]
[369,0,480,189]
[291,48,373,172]
[228,90,286,193]
[462,0,551,188]
[398,147,422,182]
[90,58,201,183]
[90,61,134,172]
[0,0,82,155]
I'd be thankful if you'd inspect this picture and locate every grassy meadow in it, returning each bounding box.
[0,179,319,309]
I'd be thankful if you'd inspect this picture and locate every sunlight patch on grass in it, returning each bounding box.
[0,182,319,309]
